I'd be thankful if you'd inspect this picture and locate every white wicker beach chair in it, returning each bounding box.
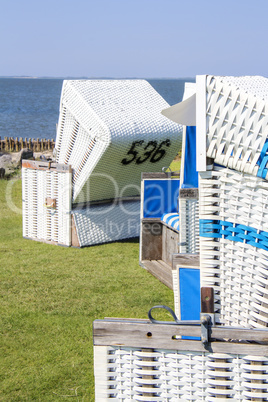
[196,75,268,175]
[162,75,268,328]
[196,75,268,328]
[56,80,182,204]
[22,161,72,246]
[93,316,268,401]
[22,80,182,247]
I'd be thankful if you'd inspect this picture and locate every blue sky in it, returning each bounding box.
[1,0,267,78]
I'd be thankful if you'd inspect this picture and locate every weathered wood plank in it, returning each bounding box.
[140,222,162,261]
[179,188,199,199]
[162,226,179,266]
[142,172,170,179]
[141,218,161,223]
[201,287,214,314]
[22,160,72,173]
[141,260,173,289]
[93,319,268,355]
[71,215,80,248]
[172,253,200,269]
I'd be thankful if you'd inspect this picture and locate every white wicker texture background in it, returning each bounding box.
[55,80,182,204]
[72,201,140,247]
[205,75,268,179]
[94,345,268,401]
[199,165,268,328]
[22,167,72,246]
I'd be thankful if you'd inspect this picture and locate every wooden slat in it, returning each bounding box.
[142,172,170,179]
[141,218,161,223]
[179,188,199,199]
[93,319,268,356]
[71,215,80,248]
[22,159,72,173]
[141,260,173,289]
[201,287,214,314]
[162,226,179,266]
[172,253,200,269]
[140,222,162,261]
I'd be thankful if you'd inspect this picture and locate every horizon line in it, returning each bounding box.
[0,75,196,80]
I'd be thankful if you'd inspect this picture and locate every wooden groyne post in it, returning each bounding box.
[0,137,55,153]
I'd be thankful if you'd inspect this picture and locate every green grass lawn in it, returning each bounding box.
[0,177,174,401]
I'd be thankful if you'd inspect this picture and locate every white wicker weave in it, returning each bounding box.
[204,75,268,178]
[72,201,140,247]
[199,165,268,328]
[55,80,182,204]
[94,345,268,401]
[22,162,72,246]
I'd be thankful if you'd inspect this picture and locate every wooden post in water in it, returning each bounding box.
[15,137,19,152]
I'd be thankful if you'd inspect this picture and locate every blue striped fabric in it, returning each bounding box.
[200,219,268,251]
[161,213,180,231]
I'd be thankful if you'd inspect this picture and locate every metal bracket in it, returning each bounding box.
[148,305,214,346]
[200,314,212,345]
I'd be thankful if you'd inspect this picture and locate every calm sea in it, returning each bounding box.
[0,78,195,140]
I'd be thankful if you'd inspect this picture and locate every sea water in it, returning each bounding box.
[0,78,194,140]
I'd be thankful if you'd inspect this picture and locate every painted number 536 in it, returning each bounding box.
[121,139,171,165]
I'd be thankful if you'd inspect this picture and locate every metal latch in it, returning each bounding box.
[148,305,213,346]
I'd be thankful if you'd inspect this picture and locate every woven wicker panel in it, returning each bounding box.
[205,75,268,179]
[72,201,140,247]
[55,80,182,204]
[94,345,268,401]
[199,165,268,327]
[22,167,72,246]
[179,197,199,254]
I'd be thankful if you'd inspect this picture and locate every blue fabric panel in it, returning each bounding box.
[143,179,180,218]
[179,268,200,321]
[181,126,198,189]
[179,267,200,340]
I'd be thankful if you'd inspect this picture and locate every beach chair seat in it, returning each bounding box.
[161,212,180,231]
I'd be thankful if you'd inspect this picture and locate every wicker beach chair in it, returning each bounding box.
[93,314,268,401]
[163,75,268,328]
[22,80,182,247]
[196,75,268,328]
